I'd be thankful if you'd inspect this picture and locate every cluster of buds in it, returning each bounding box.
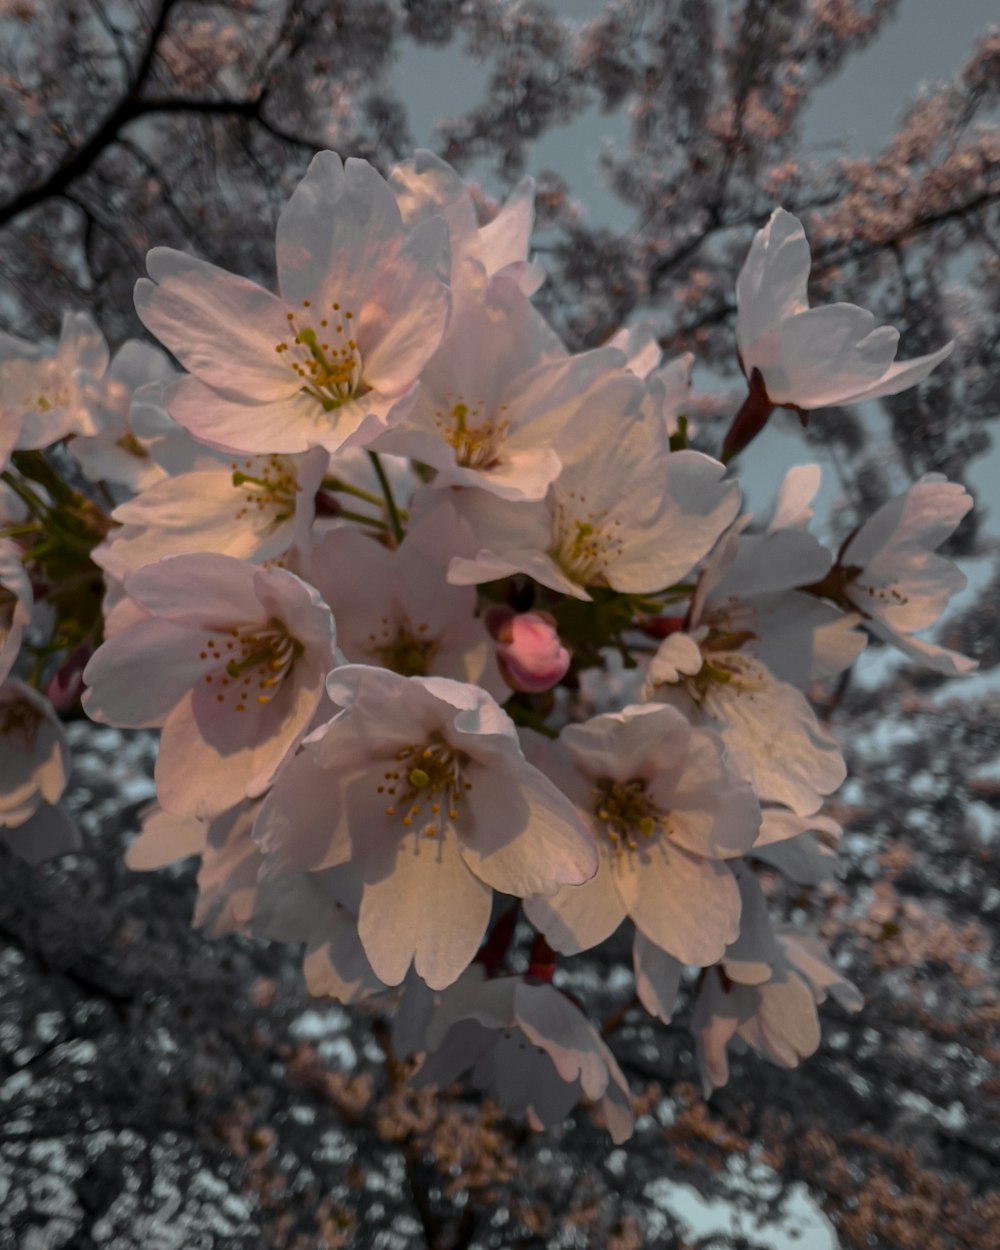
[0,152,972,1141]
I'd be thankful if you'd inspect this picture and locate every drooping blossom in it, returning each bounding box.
[0,679,80,863]
[408,974,634,1143]
[83,553,337,818]
[127,800,385,1004]
[524,704,759,968]
[736,208,953,410]
[836,474,976,675]
[692,930,862,1094]
[253,665,596,990]
[135,151,450,457]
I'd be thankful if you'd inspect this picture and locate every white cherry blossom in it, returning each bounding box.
[737,208,953,409]
[0,679,70,827]
[448,415,739,600]
[96,447,327,577]
[83,553,336,818]
[524,705,759,966]
[382,270,624,501]
[135,152,450,457]
[1,311,109,459]
[838,474,976,675]
[304,501,505,698]
[253,665,597,990]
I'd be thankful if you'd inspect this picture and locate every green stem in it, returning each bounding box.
[321,476,385,509]
[0,523,42,541]
[338,507,392,531]
[367,451,405,544]
[0,470,50,520]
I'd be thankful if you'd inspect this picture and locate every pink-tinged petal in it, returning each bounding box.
[653,730,760,859]
[767,304,895,407]
[136,249,298,400]
[722,867,779,985]
[524,850,627,954]
[633,933,683,1024]
[750,832,838,885]
[125,806,204,870]
[495,612,570,694]
[123,552,262,623]
[478,175,536,275]
[359,215,451,395]
[3,804,81,864]
[459,760,597,897]
[768,464,821,532]
[163,373,399,457]
[620,843,740,965]
[782,934,864,1012]
[562,703,690,787]
[865,621,977,675]
[835,339,953,403]
[433,447,563,502]
[82,619,209,727]
[691,972,742,1093]
[252,741,358,874]
[845,475,972,569]
[750,974,821,1067]
[358,830,492,990]
[736,209,812,360]
[156,665,322,818]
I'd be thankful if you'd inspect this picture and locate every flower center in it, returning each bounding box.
[436,397,509,469]
[550,489,624,586]
[367,618,438,677]
[592,777,666,855]
[0,696,44,750]
[198,619,303,713]
[377,732,471,836]
[275,300,367,412]
[229,455,300,527]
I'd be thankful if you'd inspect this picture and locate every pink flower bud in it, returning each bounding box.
[493,611,570,694]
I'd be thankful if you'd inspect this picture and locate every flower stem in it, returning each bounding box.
[321,476,385,509]
[367,451,405,544]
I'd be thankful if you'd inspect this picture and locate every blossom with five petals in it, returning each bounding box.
[135,152,450,457]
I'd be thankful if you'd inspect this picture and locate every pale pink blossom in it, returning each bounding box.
[304,501,505,699]
[693,930,862,1094]
[95,447,327,576]
[737,209,952,409]
[524,705,759,967]
[381,271,625,501]
[253,665,597,990]
[68,340,175,490]
[0,311,109,459]
[410,975,634,1142]
[448,415,739,600]
[135,152,450,457]
[83,553,337,818]
[839,474,976,675]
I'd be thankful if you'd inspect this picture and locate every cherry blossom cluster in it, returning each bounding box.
[0,153,972,1141]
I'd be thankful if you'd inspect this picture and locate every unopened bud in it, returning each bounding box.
[492,610,570,694]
